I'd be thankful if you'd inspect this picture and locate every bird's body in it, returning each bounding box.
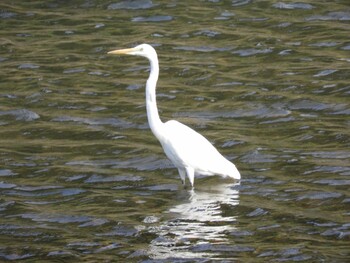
[108,44,240,187]
[159,119,240,186]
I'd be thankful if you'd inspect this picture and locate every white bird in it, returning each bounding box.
[108,44,240,187]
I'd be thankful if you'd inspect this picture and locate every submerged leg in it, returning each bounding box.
[185,167,195,188]
[178,168,186,185]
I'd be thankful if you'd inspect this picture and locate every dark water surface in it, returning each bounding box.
[0,0,349,262]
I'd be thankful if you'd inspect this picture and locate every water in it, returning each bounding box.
[0,0,349,261]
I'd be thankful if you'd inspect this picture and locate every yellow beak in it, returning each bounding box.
[107,47,135,55]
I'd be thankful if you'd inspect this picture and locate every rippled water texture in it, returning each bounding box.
[0,0,349,262]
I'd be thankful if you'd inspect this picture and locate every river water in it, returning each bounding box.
[0,0,349,262]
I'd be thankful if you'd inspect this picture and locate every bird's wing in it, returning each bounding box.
[160,120,231,175]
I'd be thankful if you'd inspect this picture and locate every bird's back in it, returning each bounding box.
[158,120,240,179]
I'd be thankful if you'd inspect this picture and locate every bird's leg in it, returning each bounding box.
[189,188,196,201]
[178,168,186,186]
[185,167,195,188]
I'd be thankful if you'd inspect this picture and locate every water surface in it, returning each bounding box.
[0,0,349,261]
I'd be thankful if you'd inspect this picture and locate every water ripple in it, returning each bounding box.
[304,166,350,176]
[0,182,16,189]
[132,15,173,22]
[66,155,171,171]
[174,46,232,52]
[63,67,86,74]
[273,2,314,10]
[52,115,135,128]
[4,186,85,198]
[306,11,350,21]
[233,47,274,57]
[289,99,334,111]
[241,152,276,164]
[232,0,251,7]
[0,169,16,176]
[11,213,108,227]
[108,0,155,10]
[313,179,350,186]
[84,174,143,183]
[302,150,350,159]
[175,103,291,120]
[0,252,34,261]
[314,69,338,77]
[18,63,40,69]
[0,109,40,121]
[296,192,342,201]
[97,225,139,237]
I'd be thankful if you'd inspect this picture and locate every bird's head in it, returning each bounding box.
[108,43,156,59]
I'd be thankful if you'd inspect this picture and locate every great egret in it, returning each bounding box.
[108,44,240,187]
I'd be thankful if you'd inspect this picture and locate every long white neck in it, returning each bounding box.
[145,54,164,139]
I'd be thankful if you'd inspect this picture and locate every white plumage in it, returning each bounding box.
[108,44,240,187]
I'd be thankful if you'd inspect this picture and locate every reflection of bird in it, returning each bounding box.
[108,44,240,187]
[149,182,240,258]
